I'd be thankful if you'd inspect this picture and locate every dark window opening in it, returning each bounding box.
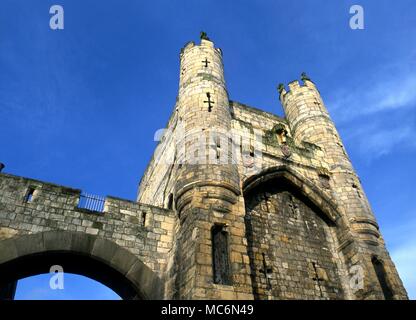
[319,174,330,189]
[211,224,231,285]
[167,194,174,210]
[352,183,362,198]
[24,187,35,203]
[372,257,394,300]
[142,212,147,227]
[249,145,254,157]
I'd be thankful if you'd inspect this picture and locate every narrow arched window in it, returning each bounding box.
[372,257,394,300]
[211,224,231,285]
[24,187,36,203]
[167,194,174,210]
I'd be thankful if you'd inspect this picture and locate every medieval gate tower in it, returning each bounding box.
[0,34,408,300]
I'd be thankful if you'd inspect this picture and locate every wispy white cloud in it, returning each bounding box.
[327,57,416,122]
[342,122,416,161]
[326,56,416,162]
[374,76,416,112]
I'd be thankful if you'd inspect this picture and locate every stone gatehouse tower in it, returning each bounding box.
[0,34,408,300]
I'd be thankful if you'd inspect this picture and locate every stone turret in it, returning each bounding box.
[172,33,252,299]
[279,74,353,173]
[279,74,377,238]
[174,34,240,227]
[279,74,408,299]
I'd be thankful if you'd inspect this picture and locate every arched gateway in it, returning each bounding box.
[243,167,346,299]
[0,231,164,300]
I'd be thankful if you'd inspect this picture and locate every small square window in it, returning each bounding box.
[25,187,35,203]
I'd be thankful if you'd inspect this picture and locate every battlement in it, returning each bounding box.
[180,41,195,56]
[278,73,318,104]
[0,172,173,233]
[179,35,222,58]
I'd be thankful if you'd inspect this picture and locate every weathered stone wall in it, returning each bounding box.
[137,37,407,300]
[245,180,346,299]
[137,106,179,209]
[0,173,175,277]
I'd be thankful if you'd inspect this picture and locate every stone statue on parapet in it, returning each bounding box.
[301,72,311,81]
[277,83,285,94]
[200,31,210,41]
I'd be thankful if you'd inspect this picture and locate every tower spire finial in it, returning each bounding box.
[200,31,210,41]
[277,83,285,95]
[301,72,311,82]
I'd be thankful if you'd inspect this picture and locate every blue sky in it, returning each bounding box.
[1,0,415,299]
[15,274,121,300]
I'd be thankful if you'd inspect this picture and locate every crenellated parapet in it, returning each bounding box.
[278,75,332,145]
[0,171,177,299]
[178,38,225,95]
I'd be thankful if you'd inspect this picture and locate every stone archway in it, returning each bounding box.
[243,166,342,224]
[0,231,164,300]
[243,166,346,300]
